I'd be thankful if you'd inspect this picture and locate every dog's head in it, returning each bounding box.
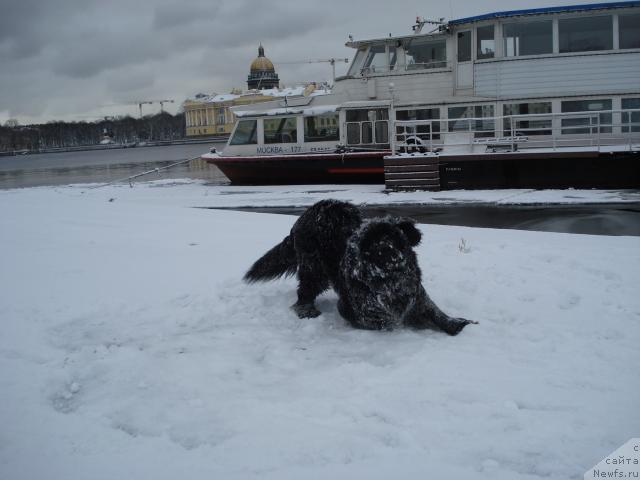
[356,217,421,272]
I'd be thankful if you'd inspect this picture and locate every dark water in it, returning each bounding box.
[225,204,640,236]
[0,142,229,189]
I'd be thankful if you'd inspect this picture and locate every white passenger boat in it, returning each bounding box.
[203,1,640,188]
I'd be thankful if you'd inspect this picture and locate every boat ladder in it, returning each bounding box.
[384,154,441,191]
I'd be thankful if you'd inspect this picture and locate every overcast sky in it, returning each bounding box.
[0,0,607,124]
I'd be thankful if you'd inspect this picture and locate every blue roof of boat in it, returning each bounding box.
[449,1,640,25]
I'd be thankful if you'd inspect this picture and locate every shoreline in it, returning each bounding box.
[207,202,640,237]
[0,136,224,157]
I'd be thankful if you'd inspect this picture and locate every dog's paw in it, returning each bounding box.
[291,302,322,319]
[445,317,477,336]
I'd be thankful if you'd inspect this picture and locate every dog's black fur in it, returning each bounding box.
[244,200,475,335]
[337,217,476,334]
[244,199,362,318]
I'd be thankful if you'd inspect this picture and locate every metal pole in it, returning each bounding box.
[89,155,202,189]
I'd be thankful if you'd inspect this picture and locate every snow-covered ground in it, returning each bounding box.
[77,179,640,208]
[1,180,639,479]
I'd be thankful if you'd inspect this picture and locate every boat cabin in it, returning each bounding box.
[225,104,393,156]
[335,1,640,144]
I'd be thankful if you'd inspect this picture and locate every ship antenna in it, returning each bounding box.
[412,16,446,34]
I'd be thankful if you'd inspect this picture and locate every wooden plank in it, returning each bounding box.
[387,186,441,191]
[385,157,440,167]
[385,164,439,173]
[385,172,440,180]
[385,178,441,186]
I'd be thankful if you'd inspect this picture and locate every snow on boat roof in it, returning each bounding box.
[449,1,640,25]
[234,104,341,118]
[187,86,331,104]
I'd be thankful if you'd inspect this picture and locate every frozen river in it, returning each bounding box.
[1,143,639,235]
[0,142,229,189]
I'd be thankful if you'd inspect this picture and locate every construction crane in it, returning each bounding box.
[99,99,176,118]
[277,58,349,82]
[156,99,175,112]
[135,101,153,118]
[135,99,175,117]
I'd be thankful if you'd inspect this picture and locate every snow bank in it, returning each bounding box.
[0,182,638,479]
[20,179,640,210]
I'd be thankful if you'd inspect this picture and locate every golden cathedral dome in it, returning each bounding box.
[250,45,275,73]
[247,44,280,90]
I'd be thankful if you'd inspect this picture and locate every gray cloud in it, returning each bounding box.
[51,32,169,79]
[0,0,95,60]
[0,0,609,124]
[153,2,220,29]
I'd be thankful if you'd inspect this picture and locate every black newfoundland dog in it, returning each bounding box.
[244,199,362,319]
[337,216,476,335]
[244,200,475,335]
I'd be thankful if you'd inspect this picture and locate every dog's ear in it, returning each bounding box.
[397,219,421,246]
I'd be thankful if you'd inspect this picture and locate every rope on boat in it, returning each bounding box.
[89,155,203,189]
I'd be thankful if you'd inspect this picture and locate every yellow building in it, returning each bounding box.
[183,91,277,137]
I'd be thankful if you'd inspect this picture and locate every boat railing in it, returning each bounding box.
[391,109,640,155]
[360,61,449,77]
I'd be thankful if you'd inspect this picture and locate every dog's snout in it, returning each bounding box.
[374,243,402,266]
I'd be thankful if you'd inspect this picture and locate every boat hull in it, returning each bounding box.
[439,150,640,190]
[205,148,639,189]
[203,151,387,184]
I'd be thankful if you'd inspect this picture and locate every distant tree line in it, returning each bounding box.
[0,112,186,152]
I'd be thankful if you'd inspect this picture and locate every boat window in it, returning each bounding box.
[457,31,472,62]
[448,105,495,138]
[229,119,257,145]
[622,98,640,133]
[503,20,553,56]
[559,15,612,53]
[346,109,388,122]
[345,108,389,145]
[347,123,361,144]
[396,108,440,121]
[304,113,339,142]
[375,121,388,143]
[362,45,387,74]
[346,109,369,122]
[361,122,373,143]
[396,108,441,140]
[476,25,495,59]
[619,14,640,49]
[347,48,367,76]
[389,46,398,70]
[561,99,612,134]
[263,117,298,144]
[503,102,552,136]
[404,38,447,69]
